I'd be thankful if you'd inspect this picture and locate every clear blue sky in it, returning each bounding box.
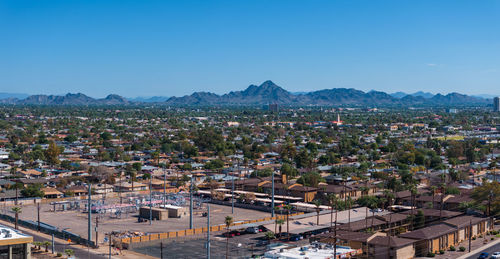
[1,0,499,98]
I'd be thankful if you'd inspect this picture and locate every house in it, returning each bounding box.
[59,186,88,196]
[93,184,114,194]
[366,236,416,259]
[113,181,147,192]
[18,169,43,178]
[398,216,492,257]
[399,223,457,256]
[314,230,416,259]
[288,185,318,202]
[41,187,63,199]
[442,215,493,243]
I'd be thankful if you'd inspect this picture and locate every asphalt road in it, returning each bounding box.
[30,231,108,259]
[465,242,500,259]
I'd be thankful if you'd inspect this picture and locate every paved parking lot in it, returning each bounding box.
[133,232,269,259]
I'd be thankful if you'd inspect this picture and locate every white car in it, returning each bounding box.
[491,252,500,259]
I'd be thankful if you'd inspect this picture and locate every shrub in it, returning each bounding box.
[492,237,495,240]
[439,249,445,254]
[449,246,456,251]
[472,237,476,240]
[56,253,62,257]
[427,252,435,257]
[459,246,466,252]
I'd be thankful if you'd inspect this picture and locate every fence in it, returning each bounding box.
[120,211,303,247]
[0,213,95,247]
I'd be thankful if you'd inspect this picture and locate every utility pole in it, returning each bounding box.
[469,219,472,253]
[15,185,18,205]
[119,172,123,205]
[190,175,193,229]
[231,160,235,214]
[95,216,99,247]
[149,175,152,225]
[88,183,92,247]
[37,202,41,232]
[271,171,275,217]
[51,234,55,254]
[108,233,112,259]
[207,204,211,259]
[163,165,167,207]
[387,213,392,259]
[334,201,337,259]
[160,242,164,259]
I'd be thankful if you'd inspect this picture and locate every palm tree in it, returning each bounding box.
[328,194,339,257]
[42,241,51,252]
[33,241,42,250]
[409,185,418,230]
[429,186,438,209]
[224,216,233,259]
[346,197,353,228]
[368,198,379,230]
[275,218,285,237]
[383,189,395,208]
[439,183,446,221]
[273,206,281,233]
[313,200,322,225]
[283,204,293,234]
[327,194,338,228]
[126,170,136,192]
[11,206,22,229]
[64,249,75,258]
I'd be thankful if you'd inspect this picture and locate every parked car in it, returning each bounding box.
[491,252,500,259]
[288,234,302,241]
[256,240,269,247]
[245,227,259,234]
[223,230,241,238]
[478,252,488,259]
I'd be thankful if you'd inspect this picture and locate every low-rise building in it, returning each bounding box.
[0,224,33,259]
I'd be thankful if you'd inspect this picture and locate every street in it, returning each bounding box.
[29,231,108,259]
[465,242,500,259]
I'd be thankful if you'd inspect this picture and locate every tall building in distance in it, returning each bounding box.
[494,97,500,112]
[268,103,279,113]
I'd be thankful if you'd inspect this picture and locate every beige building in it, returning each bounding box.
[0,224,33,259]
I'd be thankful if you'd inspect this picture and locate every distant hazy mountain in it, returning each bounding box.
[128,96,170,102]
[165,80,489,106]
[391,91,435,99]
[390,92,409,98]
[0,92,29,99]
[0,81,491,106]
[473,94,499,99]
[0,93,131,105]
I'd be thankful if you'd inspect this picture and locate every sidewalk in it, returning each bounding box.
[0,219,155,259]
[456,238,500,259]
[431,228,500,259]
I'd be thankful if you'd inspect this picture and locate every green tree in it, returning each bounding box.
[471,181,500,216]
[21,184,45,198]
[45,141,61,165]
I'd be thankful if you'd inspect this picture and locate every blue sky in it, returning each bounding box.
[1,0,499,98]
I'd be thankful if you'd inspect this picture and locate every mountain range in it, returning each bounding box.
[0,81,493,106]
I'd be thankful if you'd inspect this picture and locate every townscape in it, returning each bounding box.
[3,1,500,258]
[0,100,499,258]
